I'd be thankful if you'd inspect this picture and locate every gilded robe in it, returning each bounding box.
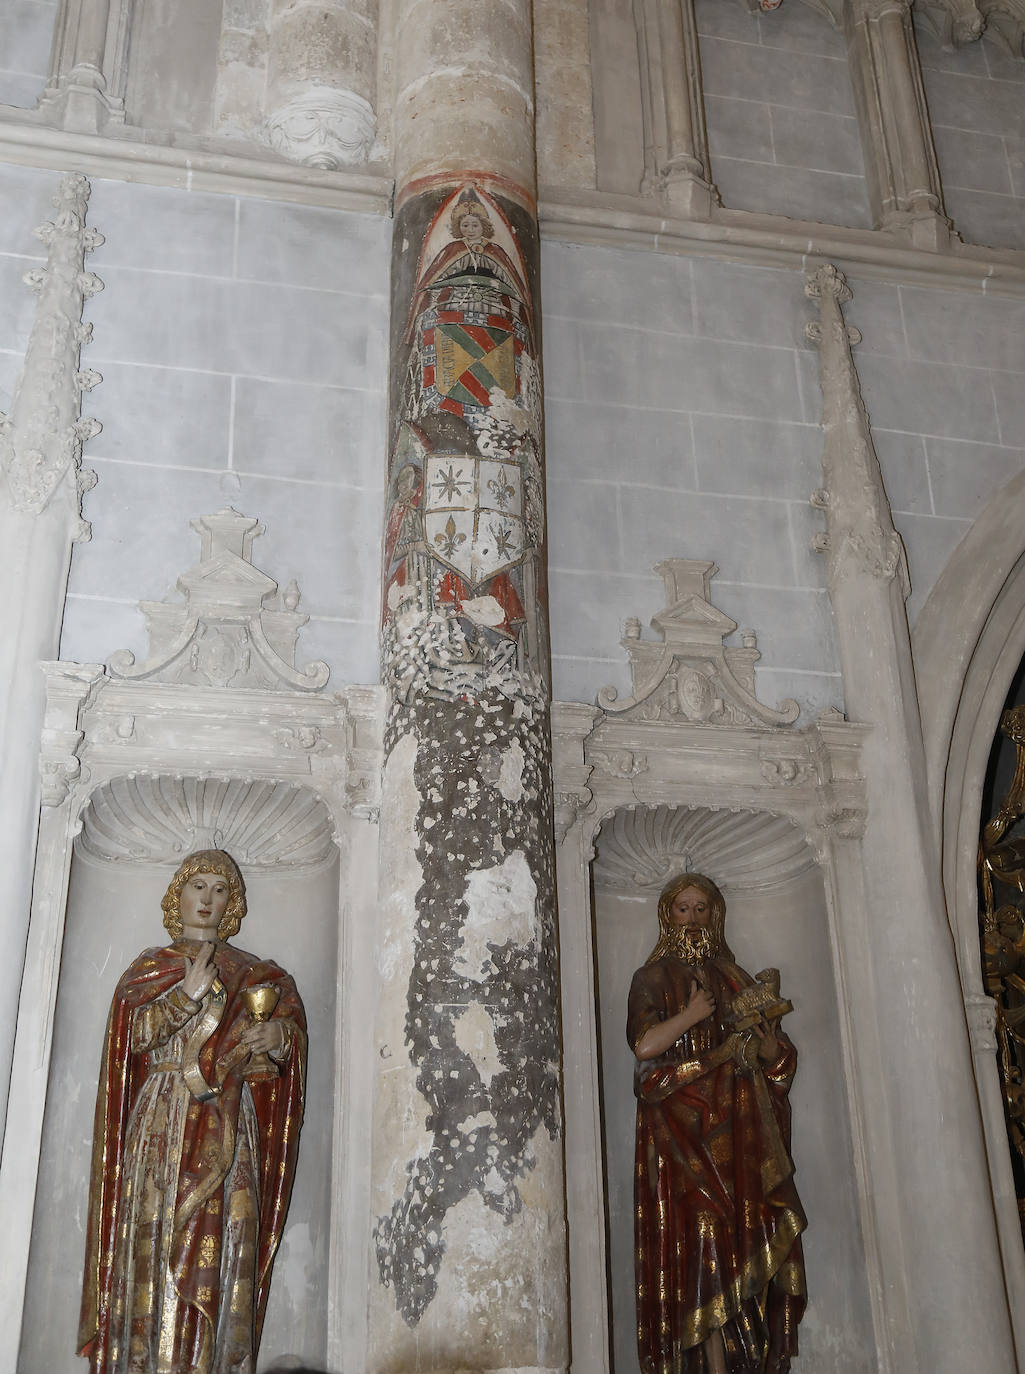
[79,939,306,1374]
[628,956,806,1374]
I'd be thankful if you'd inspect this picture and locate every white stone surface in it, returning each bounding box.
[57,176,389,689]
[0,0,55,109]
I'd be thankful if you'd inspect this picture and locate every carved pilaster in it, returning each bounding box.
[40,0,133,132]
[0,173,103,525]
[634,0,718,216]
[844,0,952,249]
[38,663,104,808]
[805,265,910,597]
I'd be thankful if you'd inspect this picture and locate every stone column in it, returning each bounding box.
[367,2,567,1369]
[264,0,377,168]
[844,0,951,249]
[634,0,717,216]
[0,173,102,1151]
[806,264,1015,1373]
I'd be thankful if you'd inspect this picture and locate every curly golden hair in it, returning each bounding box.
[161,849,247,941]
[645,871,734,965]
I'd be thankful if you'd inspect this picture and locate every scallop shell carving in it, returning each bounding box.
[593,804,815,892]
[77,775,336,870]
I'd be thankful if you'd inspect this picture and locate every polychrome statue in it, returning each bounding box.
[627,872,806,1374]
[78,849,306,1374]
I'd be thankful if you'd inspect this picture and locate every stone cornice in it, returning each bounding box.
[539,185,1025,297]
[2,111,1024,294]
[0,108,392,214]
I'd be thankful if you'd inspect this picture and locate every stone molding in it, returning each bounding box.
[805,264,911,595]
[0,171,102,525]
[108,507,330,692]
[634,0,718,217]
[598,559,800,727]
[1,122,1024,293]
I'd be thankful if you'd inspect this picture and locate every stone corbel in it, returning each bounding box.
[843,0,953,249]
[551,702,600,844]
[634,0,718,216]
[263,0,378,168]
[38,662,105,807]
[38,0,133,133]
[805,265,910,596]
[965,991,999,1055]
[598,559,799,726]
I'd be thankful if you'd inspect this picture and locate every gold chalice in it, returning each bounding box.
[241,985,281,1081]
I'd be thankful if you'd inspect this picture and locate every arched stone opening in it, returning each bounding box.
[914,467,1025,1361]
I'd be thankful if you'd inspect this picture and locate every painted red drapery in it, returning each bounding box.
[627,956,806,1374]
[79,939,306,1374]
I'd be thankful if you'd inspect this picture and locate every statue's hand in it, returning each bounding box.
[182,942,217,1002]
[682,983,716,1029]
[242,1020,285,1055]
[753,1014,781,1062]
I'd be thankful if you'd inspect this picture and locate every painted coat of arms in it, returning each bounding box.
[424,453,525,587]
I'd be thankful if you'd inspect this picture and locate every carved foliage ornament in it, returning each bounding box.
[805,265,910,596]
[0,172,103,523]
[598,559,799,727]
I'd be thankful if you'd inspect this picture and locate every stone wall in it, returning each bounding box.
[542,238,1025,718]
[0,0,54,109]
[915,17,1025,252]
[0,165,390,687]
[696,0,871,228]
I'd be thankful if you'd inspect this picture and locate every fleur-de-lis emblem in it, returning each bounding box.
[492,521,518,560]
[434,515,467,557]
[432,463,471,501]
[487,466,515,510]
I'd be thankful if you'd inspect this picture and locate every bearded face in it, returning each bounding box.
[666,924,717,965]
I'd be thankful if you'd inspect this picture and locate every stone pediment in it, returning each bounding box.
[108,508,330,692]
[598,559,799,728]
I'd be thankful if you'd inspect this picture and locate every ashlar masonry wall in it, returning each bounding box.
[542,238,1025,720]
[0,164,390,688]
[914,17,1025,253]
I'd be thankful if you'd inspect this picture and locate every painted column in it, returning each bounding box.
[806,265,1015,1373]
[264,0,377,168]
[367,2,566,1371]
[844,0,951,249]
[0,172,102,1152]
[634,0,717,216]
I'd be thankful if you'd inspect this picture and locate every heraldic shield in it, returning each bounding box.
[424,452,525,588]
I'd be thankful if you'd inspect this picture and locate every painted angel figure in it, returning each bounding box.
[627,872,806,1374]
[78,849,306,1374]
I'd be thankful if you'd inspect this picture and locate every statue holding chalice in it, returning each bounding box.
[78,849,307,1374]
